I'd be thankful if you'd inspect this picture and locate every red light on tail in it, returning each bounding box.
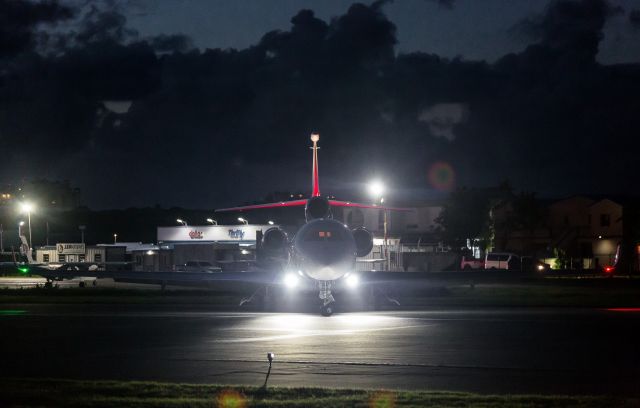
[603,266,615,273]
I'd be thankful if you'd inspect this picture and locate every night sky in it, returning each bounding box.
[1,0,640,209]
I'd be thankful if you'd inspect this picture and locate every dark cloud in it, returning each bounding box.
[0,0,73,57]
[630,9,640,28]
[149,34,193,53]
[1,0,640,208]
[513,0,623,66]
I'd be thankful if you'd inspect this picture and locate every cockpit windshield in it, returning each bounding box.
[304,223,348,242]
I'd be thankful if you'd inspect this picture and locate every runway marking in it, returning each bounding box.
[213,324,426,343]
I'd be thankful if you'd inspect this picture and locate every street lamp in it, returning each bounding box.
[238,217,248,225]
[368,180,388,270]
[176,218,188,226]
[19,202,34,249]
[268,220,275,225]
[206,218,218,225]
[114,233,118,244]
[367,180,385,201]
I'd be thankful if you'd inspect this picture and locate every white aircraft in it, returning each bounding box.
[216,133,408,315]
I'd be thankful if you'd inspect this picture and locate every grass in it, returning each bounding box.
[0,378,636,408]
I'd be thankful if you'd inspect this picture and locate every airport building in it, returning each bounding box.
[156,224,274,271]
[35,243,125,265]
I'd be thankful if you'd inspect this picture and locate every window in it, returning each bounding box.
[79,254,85,262]
[58,254,65,262]
[600,214,610,227]
[43,254,50,263]
[95,253,102,262]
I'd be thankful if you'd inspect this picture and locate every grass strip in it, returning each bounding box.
[0,378,636,408]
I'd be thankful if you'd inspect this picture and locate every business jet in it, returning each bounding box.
[215,133,408,315]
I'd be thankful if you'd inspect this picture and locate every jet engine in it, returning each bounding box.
[305,196,331,221]
[261,227,290,263]
[351,227,373,257]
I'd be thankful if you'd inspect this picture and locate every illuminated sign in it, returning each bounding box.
[56,243,86,255]
[228,229,245,239]
[157,225,273,242]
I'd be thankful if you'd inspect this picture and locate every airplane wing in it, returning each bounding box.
[328,200,411,211]
[26,265,279,286]
[215,200,307,212]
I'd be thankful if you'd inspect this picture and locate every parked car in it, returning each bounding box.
[460,255,484,270]
[177,260,222,273]
[484,252,519,270]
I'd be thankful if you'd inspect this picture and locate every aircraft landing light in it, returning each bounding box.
[284,273,299,289]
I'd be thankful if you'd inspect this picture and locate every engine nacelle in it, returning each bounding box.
[305,196,331,221]
[262,227,289,257]
[352,227,373,257]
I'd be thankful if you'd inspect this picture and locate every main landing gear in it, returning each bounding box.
[318,280,335,316]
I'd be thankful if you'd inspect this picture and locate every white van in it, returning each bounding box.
[484,252,520,270]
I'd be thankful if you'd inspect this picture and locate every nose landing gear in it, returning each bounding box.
[318,281,334,316]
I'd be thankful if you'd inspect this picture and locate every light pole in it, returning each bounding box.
[19,202,34,249]
[113,233,118,244]
[206,218,218,225]
[176,218,188,226]
[18,221,24,238]
[368,180,388,270]
[238,217,248,225]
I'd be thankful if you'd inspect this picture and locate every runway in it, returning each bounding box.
[1,305,638,395]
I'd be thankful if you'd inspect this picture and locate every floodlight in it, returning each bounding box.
[19,202,34,213]
[368,180,385,198]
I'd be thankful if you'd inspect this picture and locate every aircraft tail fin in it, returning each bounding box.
[311,133,320,197]
[19,235,34,264]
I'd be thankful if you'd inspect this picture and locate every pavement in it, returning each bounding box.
[0,304,639,395]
